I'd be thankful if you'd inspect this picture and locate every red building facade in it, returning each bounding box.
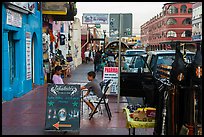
[141,2,195,51]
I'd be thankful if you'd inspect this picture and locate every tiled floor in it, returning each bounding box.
[2,63,154,135]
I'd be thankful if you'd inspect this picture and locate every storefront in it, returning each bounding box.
[41,2,80,82]
[2,2,44,101]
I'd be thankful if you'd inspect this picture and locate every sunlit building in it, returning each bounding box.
[141,2,195,51]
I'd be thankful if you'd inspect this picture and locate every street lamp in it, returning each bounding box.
[103,30,106,53]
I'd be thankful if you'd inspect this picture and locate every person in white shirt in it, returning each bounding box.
[84,50,90,63]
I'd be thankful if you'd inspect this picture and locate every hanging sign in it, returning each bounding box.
[7,2,35,14]
[26,32,32,80]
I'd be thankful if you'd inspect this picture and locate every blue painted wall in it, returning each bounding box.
[2,3,44,101]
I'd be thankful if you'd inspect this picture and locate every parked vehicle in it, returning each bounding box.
[146,50,195,79]
[120,50,195,107]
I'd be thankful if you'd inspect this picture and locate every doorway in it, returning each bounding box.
[31,33,37,89]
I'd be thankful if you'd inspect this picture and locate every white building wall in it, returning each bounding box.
[192,2,202,41]
[70,17,82,67]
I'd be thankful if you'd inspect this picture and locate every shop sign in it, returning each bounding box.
[82,13,108,24]
[6,9,22,28]
[8,2,35,13]
[42,2,67,15]
[26,32,32,80]
[103,67,118,94]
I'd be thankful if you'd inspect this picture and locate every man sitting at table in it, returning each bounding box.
[80,71,103,116]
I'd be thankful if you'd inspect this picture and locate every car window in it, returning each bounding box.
[156,55,174,66]
[126,55,150,73]
[133,56,145,68]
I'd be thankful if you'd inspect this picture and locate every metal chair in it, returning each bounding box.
[89,79,112,120]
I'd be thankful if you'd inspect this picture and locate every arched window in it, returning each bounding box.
[167,31,177,37]
[168,5,178,14]
[181,30,192,37]
[182,18,192,25]
[166,18,177,25]
[188,8,192,13]
[180,5,187,13]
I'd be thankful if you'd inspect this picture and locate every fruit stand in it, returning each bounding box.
[123,108,155,135]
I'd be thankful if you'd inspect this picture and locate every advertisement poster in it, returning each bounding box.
[45,84,80,131]
[26,32,32,80]
[6,9,22,28]
[103,67,118,94]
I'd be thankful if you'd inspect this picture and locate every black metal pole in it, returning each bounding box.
[103,31,106,53]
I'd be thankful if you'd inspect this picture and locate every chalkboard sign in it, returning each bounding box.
[45,84,81,131]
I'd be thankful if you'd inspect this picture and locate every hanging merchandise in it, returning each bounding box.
[60,34,66,45]
[55,32,60,49]
[49,42,53,54]
[49,29,55,42]
[66,54,73,62]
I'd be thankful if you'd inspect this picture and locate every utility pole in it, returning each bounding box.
[117,13,122,112]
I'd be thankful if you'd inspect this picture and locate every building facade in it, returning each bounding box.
[2,2,44,101]
[141,2,194,51]
[192,2,202,42]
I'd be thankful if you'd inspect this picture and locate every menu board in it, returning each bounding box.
[45,84,81,131]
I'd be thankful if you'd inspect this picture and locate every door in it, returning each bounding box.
[120,55,154,97]
[8,31,16,84]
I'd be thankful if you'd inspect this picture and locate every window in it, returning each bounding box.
[167,31,177,37]
[180,5,187,13]
[182,18,192,25]
[188,8,192,13]
[166,18,177,25]
[8,31,16,84]
[181,30,192,37]
[168,5,178,14]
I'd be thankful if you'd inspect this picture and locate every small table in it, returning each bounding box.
[123,108,155,135]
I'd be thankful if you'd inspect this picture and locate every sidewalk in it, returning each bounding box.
[64,62,103,84]
[2,62,153,135]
